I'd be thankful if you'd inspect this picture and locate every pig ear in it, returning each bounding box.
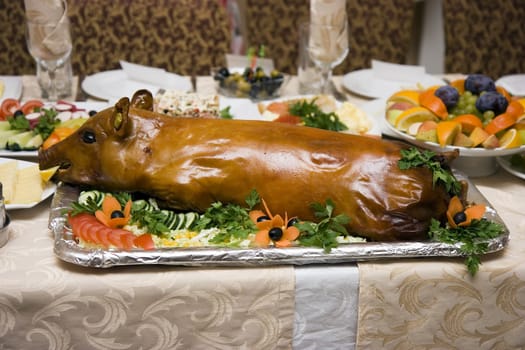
[111,97,131,137]
[131,89,154,111]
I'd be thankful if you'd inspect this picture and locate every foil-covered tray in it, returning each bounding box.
[49,181,509,268]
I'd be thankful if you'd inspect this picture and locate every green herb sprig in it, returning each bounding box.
[398,147,461,196]
[193,189,260,245]
[34,108,60,140]
[428,218,504,275]
[295,199,350,253]
[289,100,348,131]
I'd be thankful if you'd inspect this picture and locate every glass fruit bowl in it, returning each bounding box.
[212,67,286,101]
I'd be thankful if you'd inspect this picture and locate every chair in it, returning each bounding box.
[0,1,34,75]
[238,0,416,75]
[442,0,525,79]
[0,0,231,78]
[67,0,232,77]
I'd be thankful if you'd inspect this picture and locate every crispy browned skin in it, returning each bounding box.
[39,91,454,241]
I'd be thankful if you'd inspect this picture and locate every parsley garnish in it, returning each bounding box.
[193,189,260,245]
[295,199,350,252]
[398,147,461,196]
[220,106,234,119]
[34,108,60,140]
[428,218,504,275]
[8,114,30,130]
[289,100,348,131]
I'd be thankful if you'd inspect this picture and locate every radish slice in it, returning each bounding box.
[55,103,73,111]
[72,111,89,118]
[25,112,42,120]
[57,111,72,121]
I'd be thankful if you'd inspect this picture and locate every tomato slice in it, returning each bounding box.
[107,230,125,249]
[21,100,44,115]
[0,98,21,120]
[273,114,302,124]
[134,233,155,250]
[119,230,135,250]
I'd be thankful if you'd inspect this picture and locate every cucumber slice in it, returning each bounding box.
[0,129,24,149]
[78,190,105,206]
[23,134,44,150]
[0,121,11,131]
[6,131,35,151]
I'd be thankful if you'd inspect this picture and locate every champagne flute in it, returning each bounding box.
[308,14,349,94]
[25,16,72,101]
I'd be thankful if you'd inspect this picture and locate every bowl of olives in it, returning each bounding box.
[212,66,286,101]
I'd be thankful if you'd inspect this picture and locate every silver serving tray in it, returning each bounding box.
[49,181,510,268]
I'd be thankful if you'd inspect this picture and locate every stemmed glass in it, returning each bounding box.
[308,14,349,94]
[25,16,72,101]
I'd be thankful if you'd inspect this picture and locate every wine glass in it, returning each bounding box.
[25,16,72,101]
[308,15,349,94]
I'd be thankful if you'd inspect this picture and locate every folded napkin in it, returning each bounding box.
[371,59,426,83]
[24,0,71,61]
[225,54,274,72]
[120,60,185,89]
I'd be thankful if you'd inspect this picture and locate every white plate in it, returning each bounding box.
[360,98,394,137]
[342,69,445,99]
[82,69,192,102]
[495,74,525,96]
[0,76,22,101]
[383,116,525,157]
[226,95,381,136]
[0,157,57,210]
[497,154,525,180]
[0,101,109,158]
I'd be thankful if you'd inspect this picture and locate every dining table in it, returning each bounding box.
[1,74,524,350]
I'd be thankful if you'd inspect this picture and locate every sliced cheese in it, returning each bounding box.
[12,165,43,204]
[0,160,18,203]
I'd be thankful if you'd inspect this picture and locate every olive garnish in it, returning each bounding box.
[453,211,467,225]
[268,227,283,241]
[111,210,125,219]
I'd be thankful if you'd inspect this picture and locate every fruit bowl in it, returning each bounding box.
[384,74,525,177]
[212,67,286,101]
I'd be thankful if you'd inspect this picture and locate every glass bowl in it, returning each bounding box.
[212,67,286,101]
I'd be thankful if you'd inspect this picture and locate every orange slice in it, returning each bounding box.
[449,79,465,94]
[419,88,448,119]
[484,112,517,135]
[393,106,438,131]
[506,100,525,118]
[387,90,421,105]
[498,128,522,149]
[436,120,462,147]
[516,98,525,110]
[452,114,483,134]
[497,86,512,103]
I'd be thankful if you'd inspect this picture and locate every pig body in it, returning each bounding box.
[39,93,454,241]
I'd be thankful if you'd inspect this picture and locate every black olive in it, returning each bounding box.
[268,227,283,241]
[218,67,230,78]
[81,130,96,143]
[453,211,467,225]
[257,215,271,222]
[287,218,299,227]
[13,110,24,117]
[88,110,97,117]
[111,210,125,219]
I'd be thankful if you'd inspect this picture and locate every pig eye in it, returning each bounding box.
[81,130,96,144]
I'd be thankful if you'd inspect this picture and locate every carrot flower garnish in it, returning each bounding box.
[249,199,300,248]
[446,196,486,228]
[95,195,132,229]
